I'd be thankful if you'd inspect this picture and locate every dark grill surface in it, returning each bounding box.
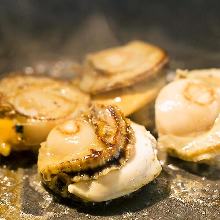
[0,1,220,219]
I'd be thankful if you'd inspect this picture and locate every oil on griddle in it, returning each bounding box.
[1,0,220,219]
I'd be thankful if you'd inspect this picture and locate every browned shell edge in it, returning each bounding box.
[87,52,169,95]
[40,146,131,199]
[40,105,135,186]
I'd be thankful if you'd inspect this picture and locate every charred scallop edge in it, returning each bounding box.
[40,148,128,198]
[40,105,135,182]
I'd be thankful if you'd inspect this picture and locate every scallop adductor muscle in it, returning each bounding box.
[38,104,162,202]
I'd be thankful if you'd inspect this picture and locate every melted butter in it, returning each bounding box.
[0,143,11,157]
[0,119,21,156]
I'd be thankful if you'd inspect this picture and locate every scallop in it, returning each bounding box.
[38,104,162,202]
[93,72,167,117]
[79,41,168,128]
[80,41,168,94]
[0,74,90,156]
[156,69,220,163]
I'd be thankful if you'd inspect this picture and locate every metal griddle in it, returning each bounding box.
[0,1,220,219]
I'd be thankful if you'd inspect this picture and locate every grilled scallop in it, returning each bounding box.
[0,74,90,156]
[38,104,162,202]
[156,69,220,163]
[80,41,168,94]
[79,41,168,127]
[93,71,167,117]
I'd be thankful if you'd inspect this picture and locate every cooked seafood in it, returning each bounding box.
[38,104,162,202]
[156,69,220,163]
[79,41,168,123]
[80,41,168,94]
[93,71,166,117]
[0,74,90,156]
